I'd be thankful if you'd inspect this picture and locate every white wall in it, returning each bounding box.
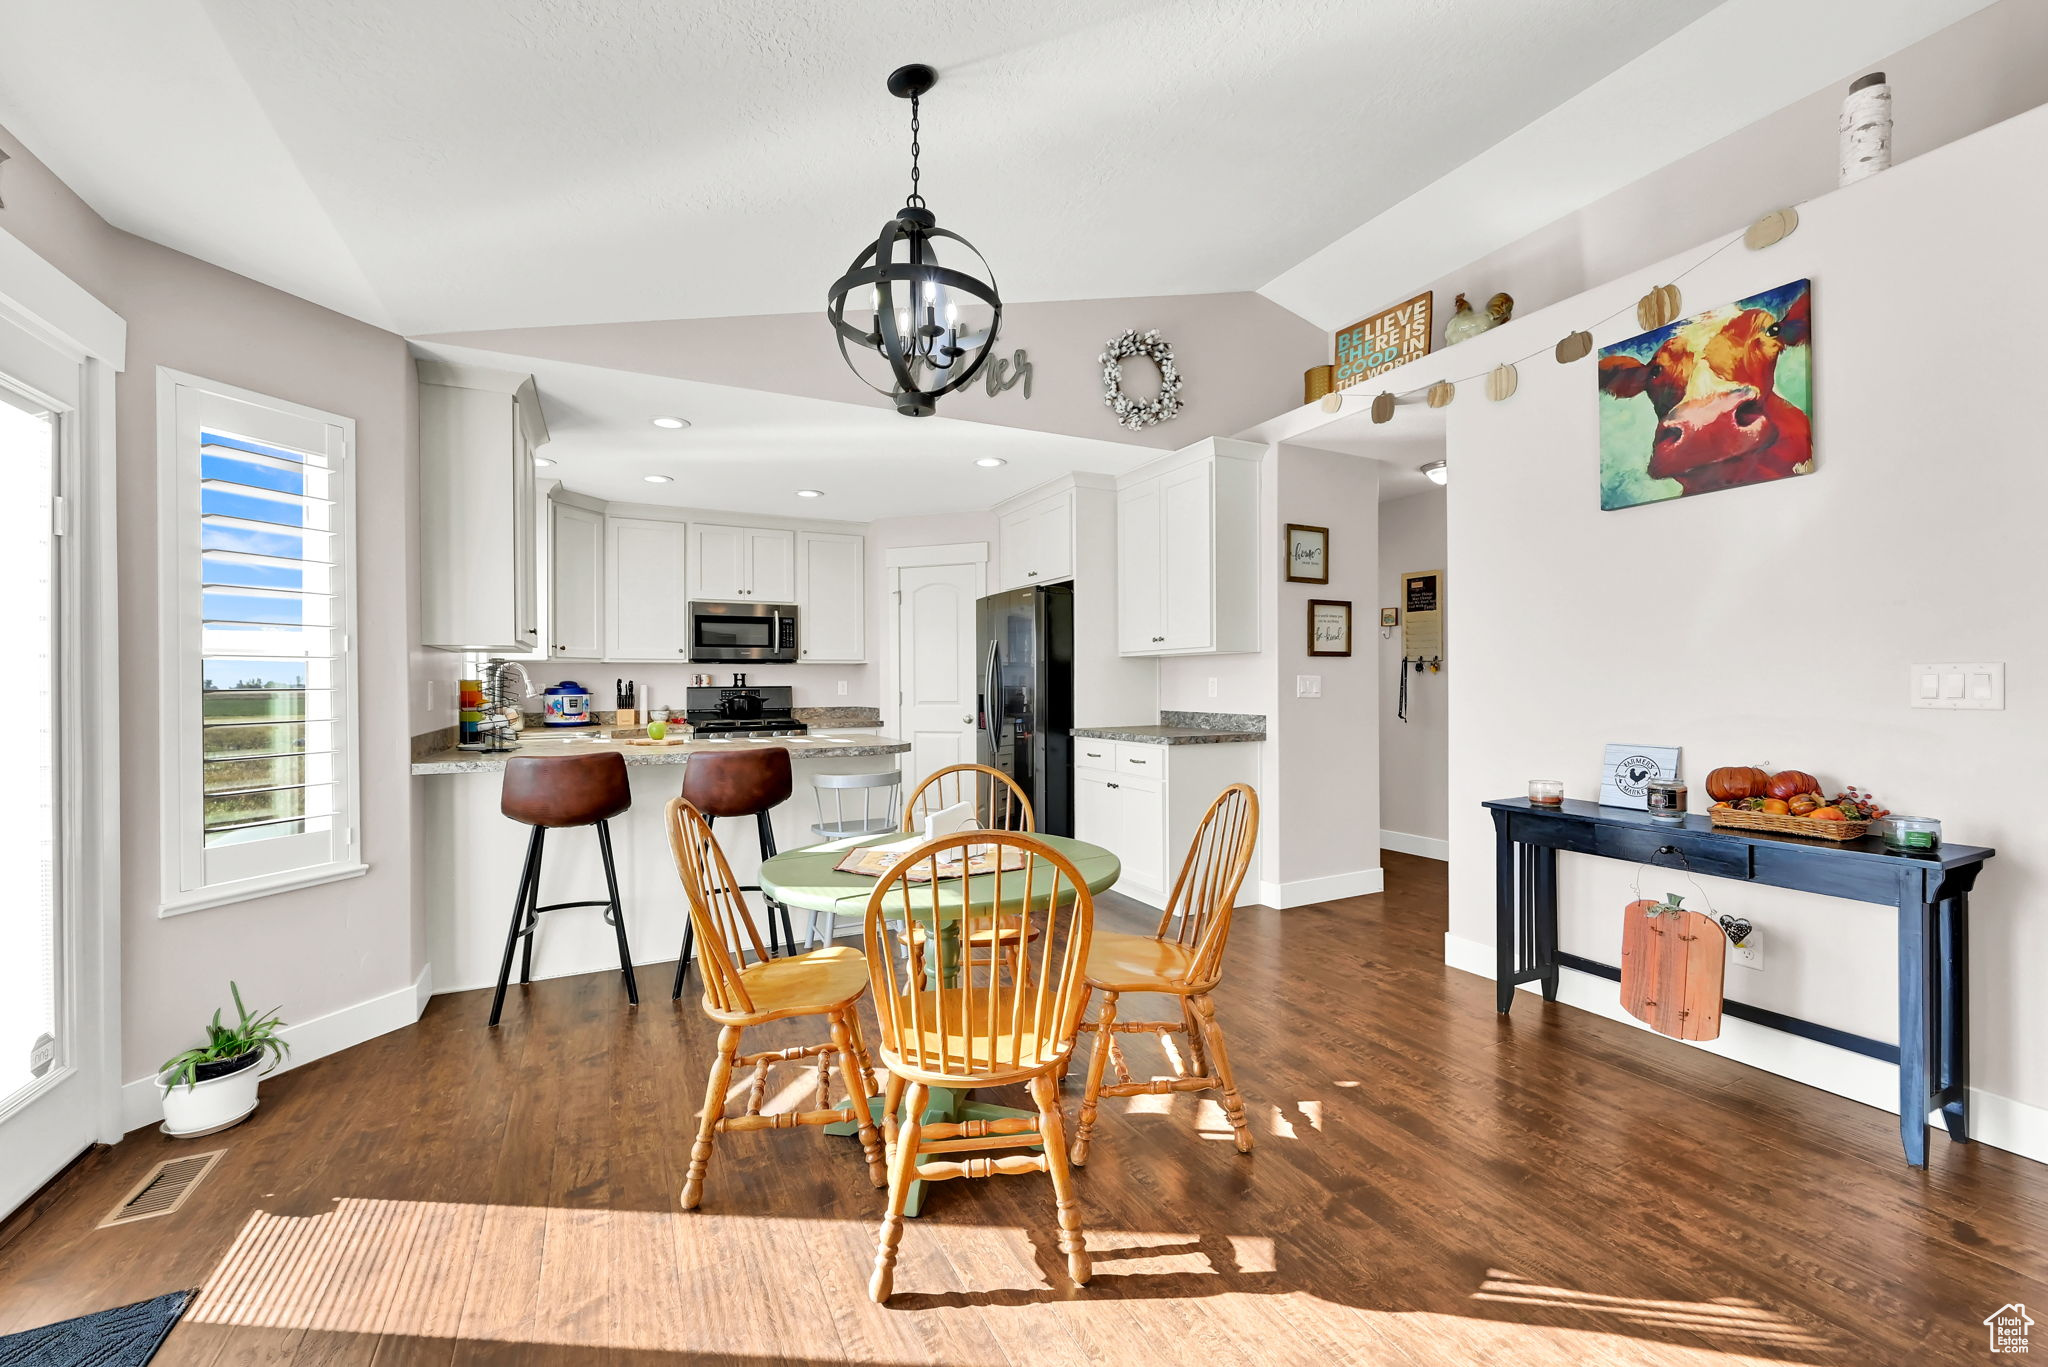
[1378,487,1448,853]
[1443,103,2048,1157]
[0,121,423,1107]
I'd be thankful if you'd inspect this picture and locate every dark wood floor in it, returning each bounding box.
[2,852,2041,1365]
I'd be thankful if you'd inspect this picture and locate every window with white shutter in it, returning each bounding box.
[158,370,363,913]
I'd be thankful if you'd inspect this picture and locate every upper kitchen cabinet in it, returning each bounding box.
[797,530,865,663]
[606,514,690,660]
[995,486,1075,590]
[547,497,604,660]
[1117,437,1263,656]
[690,523,796,601]
[418,359,548,651]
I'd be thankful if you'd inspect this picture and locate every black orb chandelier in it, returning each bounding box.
[826,64,1001,417]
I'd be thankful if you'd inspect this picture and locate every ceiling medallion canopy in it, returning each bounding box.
[826,64,1002,417]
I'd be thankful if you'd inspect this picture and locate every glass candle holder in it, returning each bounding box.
[1528,780,1565,807]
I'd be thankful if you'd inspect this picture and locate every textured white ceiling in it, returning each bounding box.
[0,0,1701,333]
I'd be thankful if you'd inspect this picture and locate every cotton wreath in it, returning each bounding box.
[1100,329,1183,431]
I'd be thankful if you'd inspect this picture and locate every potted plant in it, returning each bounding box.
[157,982,289,1137]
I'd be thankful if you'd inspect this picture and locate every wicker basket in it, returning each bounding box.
[1709,807,1870,842]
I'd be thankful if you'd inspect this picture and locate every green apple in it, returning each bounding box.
[647,720,667,741]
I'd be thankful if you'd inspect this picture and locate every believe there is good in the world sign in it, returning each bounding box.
[1334,291,1432,391]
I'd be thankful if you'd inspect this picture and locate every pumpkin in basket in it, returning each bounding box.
[1705,765,1772,802]
[1766,769,1822,801]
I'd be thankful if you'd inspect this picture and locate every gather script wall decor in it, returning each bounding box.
[1285,524,1328,584]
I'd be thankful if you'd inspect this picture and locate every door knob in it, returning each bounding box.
[961,715,973,724]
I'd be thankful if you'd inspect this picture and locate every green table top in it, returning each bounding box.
[759,832,1121,926]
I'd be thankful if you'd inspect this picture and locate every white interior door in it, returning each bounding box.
[0,314,102,1216]
[895,561,979,791]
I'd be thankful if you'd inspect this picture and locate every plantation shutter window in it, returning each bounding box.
[160,373,363,913]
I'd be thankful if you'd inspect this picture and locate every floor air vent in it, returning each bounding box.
[98,1150,226,1228]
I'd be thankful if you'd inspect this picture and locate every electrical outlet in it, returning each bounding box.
[1207,676,1218,699]
[836,680,848,696]
[1295,674,1321,698]
[1732,927,1764,970]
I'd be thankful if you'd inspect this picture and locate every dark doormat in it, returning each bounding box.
[0,1289,195,1366]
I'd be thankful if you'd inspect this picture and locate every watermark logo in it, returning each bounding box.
[1985,1303,2034,1354]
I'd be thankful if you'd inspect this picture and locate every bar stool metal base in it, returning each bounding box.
[673,809,797,998]
[490,819,640,1027]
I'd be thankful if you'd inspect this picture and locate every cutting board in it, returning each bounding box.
[1619,899,1726,1041]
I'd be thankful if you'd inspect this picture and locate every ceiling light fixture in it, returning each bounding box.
[826,64,1001,418]
[795,489,824,498]
[643,474,675,484]
[650,416,689,430]
[533,456,556,468]
[974,457,1007,468]
[1422,459,1449,486]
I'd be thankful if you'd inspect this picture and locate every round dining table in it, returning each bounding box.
[758,830,1120,1216]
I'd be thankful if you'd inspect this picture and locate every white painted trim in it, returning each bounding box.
[121,964,432,1134]
[1380,829,1449,861]
[0,225,126,367]
[159,861,369,917]
[1442,933,2048,1166]
[1254,866,1385,910]
[884,540,988,569]
[413,963,435,1017]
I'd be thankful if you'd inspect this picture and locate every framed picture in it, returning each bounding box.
[1380,607,1399,628]
[1599,743,1682,810]
[1334,291,1432,390]
[1285,524,1329,583]
[1308,600,1352,657]
[1598,278,1812,510]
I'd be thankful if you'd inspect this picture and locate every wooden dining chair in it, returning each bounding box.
[1069,783,1260,1165]
[665,797,887,1210]
[900,763,1038,983]
[863,830,1094,1302]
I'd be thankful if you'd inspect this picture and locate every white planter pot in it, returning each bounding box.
[158,1057,263,1137]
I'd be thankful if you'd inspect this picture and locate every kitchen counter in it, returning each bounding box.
[411,730,910,775]
[1071,724,1265,746]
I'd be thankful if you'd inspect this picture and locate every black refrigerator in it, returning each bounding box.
[976,583,1075,836]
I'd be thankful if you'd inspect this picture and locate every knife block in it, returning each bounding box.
[614,709,639,729]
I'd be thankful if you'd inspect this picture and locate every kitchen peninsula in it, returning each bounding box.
[413,731,911,994]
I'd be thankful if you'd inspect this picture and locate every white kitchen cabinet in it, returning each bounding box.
[996,487,1075,591]
[690,522,796,601]
[605,516,690,661]
[1073,739,1259,907]
[547,499,604,660]
[1116,437,1262,656]
[418,360,549,651]
[797,530,866,663]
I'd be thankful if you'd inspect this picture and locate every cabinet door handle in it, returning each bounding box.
[1106,782,1119,790]
[1151,635,1164,642]
[1128,758,1147,765]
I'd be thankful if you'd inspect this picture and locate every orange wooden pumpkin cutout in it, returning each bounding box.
[1620,894,1726,1041]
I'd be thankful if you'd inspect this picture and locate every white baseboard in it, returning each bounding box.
[1380,829,1449,861]
[1443,932,2048,1166]
[1255,867,1385,910]
[121,964,433,1134]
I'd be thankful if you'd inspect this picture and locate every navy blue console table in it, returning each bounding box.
[1484,797,1994,1167]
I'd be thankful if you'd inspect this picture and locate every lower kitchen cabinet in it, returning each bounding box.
[1073,739,1259,908]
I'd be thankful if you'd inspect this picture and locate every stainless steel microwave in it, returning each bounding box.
[688,600,799,663]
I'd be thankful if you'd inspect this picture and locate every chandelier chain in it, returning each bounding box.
[906,93,925,208]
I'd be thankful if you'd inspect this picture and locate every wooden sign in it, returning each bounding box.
[1621,898,1726,1041]
[1334,291,1432,390]
[1400,569,1442,662]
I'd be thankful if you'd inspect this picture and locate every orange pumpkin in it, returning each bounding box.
[1767,769,1821,801]
[1706,765,1772,801]
[1760,798,1791,815]
[1788,793,1821,816]
[1809,806,1846,822]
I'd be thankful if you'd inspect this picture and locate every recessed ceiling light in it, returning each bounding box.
[643,474,675,484]
[532,456,556,467]
[1421,459,1448,486]
[974,457,1008,468]
[795,489,824,498]
[650,416,689,430]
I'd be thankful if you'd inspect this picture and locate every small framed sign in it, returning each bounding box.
[1380,606,1399,628]
[1308,599,1352,657]
[1600,743,1682,810]
[1334,291,1433,390]
[1286,524,1329,583]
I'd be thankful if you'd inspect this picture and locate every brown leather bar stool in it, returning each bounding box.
[491,751,639,1026]
[672,746,798,998]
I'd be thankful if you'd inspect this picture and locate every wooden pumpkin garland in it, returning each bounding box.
[1426,380,1455,409]
[1485,363,1518,402]
[1554,330,1593,364]
[1743,206,1800,250]
[1370,391,1396,424]
[1319,392,1343,414]
[1637,284,1682,331]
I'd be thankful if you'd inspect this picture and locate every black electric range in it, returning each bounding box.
[684,685,808,737]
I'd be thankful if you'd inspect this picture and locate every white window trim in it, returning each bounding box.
[156,368,365,916]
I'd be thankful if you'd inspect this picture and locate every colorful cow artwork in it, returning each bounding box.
[1597,279,1813,510]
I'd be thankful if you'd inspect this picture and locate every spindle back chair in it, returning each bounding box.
[861,830,1093,1301]
[665,798,885,1210]
[1069,783,1261,1165]
[901,762,1034,835]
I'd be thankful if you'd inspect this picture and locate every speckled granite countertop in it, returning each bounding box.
[1071,724,1265,746]
[792,706,882,728]
[412,730,910,775]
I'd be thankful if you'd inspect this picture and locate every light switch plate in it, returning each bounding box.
[836,680,848,696]
[1295,674,1321,698]
[1911,662,2004,710]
